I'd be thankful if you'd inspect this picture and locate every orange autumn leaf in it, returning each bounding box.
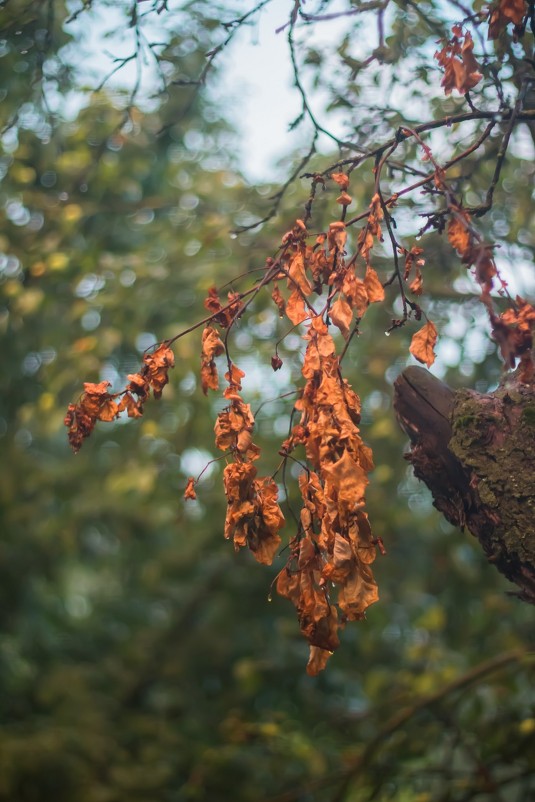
[271,283,286,316]
[143,343,175,399]
[184,477,197,500]
[404,245,425,281]
[323,449,369,512]
[435,28,482,95]
[201,362,219,395]
[97,398,120,422]
[330,297,353,339]
[448,216,471,258]
[409,272,423,295]
[223,461,257,548]
[460,32,482,88]
[364,267,385,303]
[488,0,527,38]
[287,251,313,296]
[225,362,246,392]
[65,380,118,452]
[328,221,347,252]
[350,510,377,565]
[228,398,255,433]
[306,646,332,677]
[492,296,535,372]
[311,316,337,358]
[338,563,379,621]
[343,273,369,317]
[82,380,112,398]
[117,392,144,418]
[281,218,308,246]
[202,325,225,362]
[322,533,354,584]
[285,289,309,326]
[472,244,497,292]
[358,228,374,262]
[203,287,243,328]
[204,286,222,316]
[126,373,150,401]
[336,191,353,207]
[222,463,283,564]
[330,172,350,190]
[410,320,438,367]
[214,409,234,451]
[201,325,225,394]
[248,478,285,565]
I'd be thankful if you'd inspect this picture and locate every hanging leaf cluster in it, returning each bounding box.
[65,3,534,673]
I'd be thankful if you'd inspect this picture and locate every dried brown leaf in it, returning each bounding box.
[410,320,438,367]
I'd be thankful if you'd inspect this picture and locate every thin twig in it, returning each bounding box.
[262,650,533,802]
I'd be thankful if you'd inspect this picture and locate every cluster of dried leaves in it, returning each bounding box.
[66,2,534,673]
[488,0,528,39]
[435,26,482,96]
[434,1,529,96]
[65,343,175,452]
[442,187,534,382]
[188,190,394,674]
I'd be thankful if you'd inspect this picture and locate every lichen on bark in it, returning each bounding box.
[394,367,535,604]
[449,382,535,592]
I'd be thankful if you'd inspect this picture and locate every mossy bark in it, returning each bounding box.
[394,366,535,604]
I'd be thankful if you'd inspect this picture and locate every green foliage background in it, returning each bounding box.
[0,3,534,800]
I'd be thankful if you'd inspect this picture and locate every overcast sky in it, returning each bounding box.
[67,0,349,182]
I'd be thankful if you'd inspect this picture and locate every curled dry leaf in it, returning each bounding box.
[126,373,150,402]
[488,0,527,39]
[410,320,438,368]
[491,296,535,378]
[330,297,353,339]
[435,28,482,95]
[222,462,284,565]
[403,245,425,281]
[143,343,175,399]
[306,646,332,677]
[330,172,350,190]
[286,289,309,326]
[364,267,385,303]
[184,477,197,500]
[271,283,286,316]
[65,343,177,452]
[287,251,313,296]
[201,326,225,394]
[204,287,243,328]
[409,272,423,295]
[448,215,472,258]
[342,273,369,318]
[336,191,353,207]
[65,381,119,452]
[117,392,144,418]
[328,221,347,252]
[448,212,497,297]
[271,354,283,371]
[358,194,383,264]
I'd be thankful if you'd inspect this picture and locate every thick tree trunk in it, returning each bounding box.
[393,367,535,604]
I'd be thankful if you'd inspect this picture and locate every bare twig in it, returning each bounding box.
[262,650,534,802]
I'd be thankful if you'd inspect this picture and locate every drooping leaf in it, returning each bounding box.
[364,267,385,303]
[330,297,353,339]
[184,477,197,500]
[410,320,438,367]
[285,289,309,326]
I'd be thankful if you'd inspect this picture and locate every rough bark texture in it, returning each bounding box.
[393,366,535,604]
